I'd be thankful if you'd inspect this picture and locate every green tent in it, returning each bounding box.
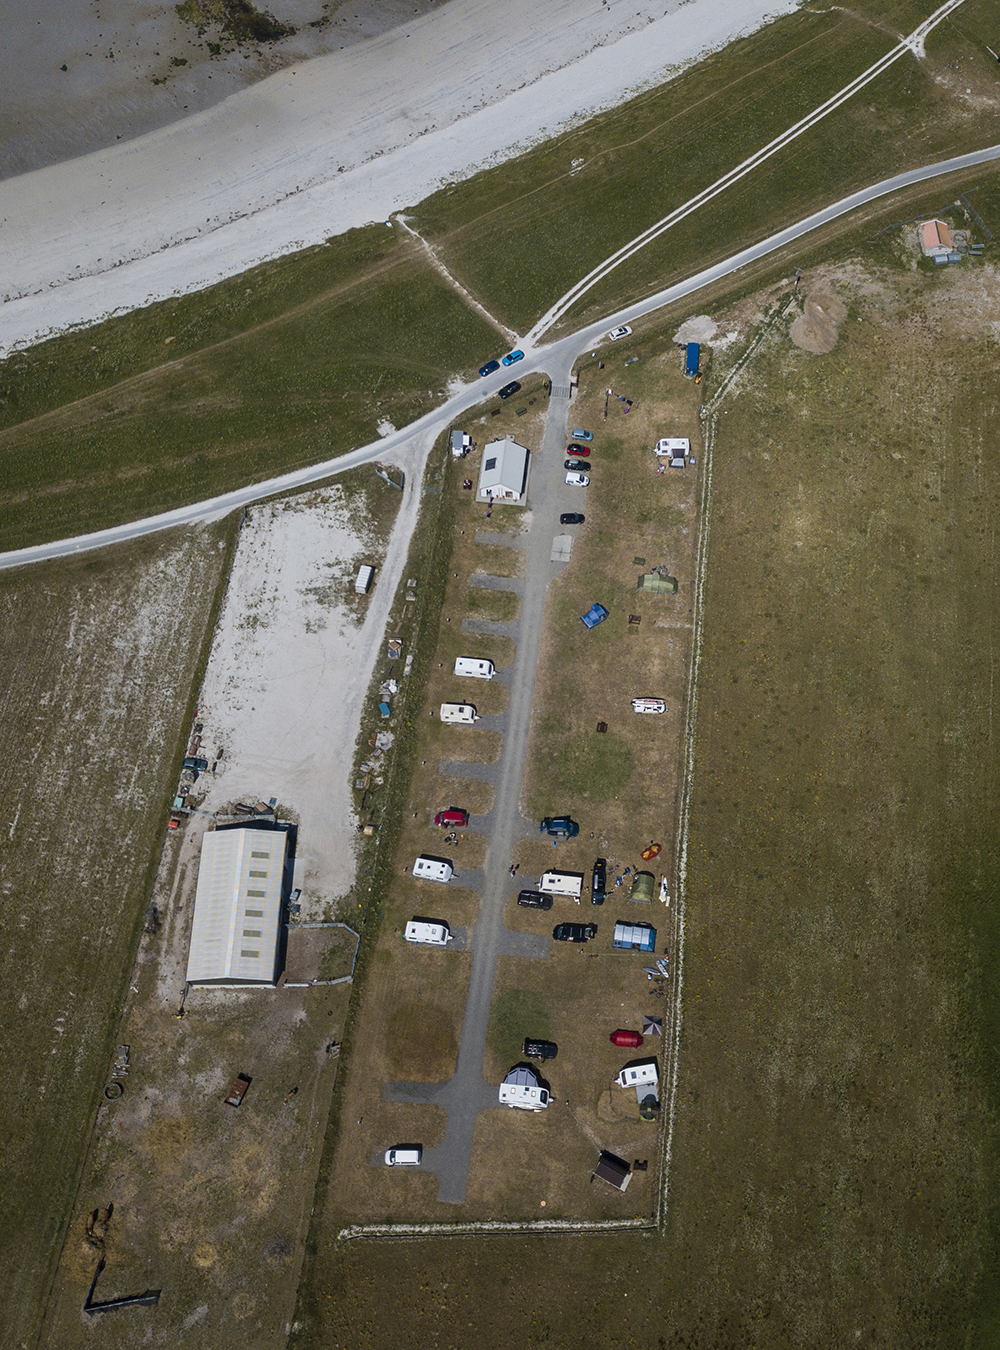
[630,870,655,904]
[637,573,678,594]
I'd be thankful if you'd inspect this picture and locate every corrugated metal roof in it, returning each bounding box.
[186,827,287,985]
[477,437,530,501]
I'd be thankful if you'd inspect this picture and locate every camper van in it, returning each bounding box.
[453,657,495,680]
[355,565,375,594]
[440,703,479,724]
[411,857,454,883]
[404,920,453,946]
[537,870,585,901]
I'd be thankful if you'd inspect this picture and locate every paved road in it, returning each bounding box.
[2,141,999,573]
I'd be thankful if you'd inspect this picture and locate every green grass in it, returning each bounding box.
[408,0,1000,335]
[532,717,634,804]
[486,986,553,1068]
[293,230,1000,1350]
[0,230,499,550]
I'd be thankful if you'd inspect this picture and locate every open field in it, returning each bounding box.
[292,233,1000,1346]
[411,0,1000,336]
[0,525,231,1348]
[0,228,499,550]
[4,4,1000,557]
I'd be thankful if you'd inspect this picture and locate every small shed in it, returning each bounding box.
[919,219,953,258]
[594,1150,632,1191]
[637,572,678,595]
[477,437,531,504]
[451,429,472,458]
[613,920,656,951]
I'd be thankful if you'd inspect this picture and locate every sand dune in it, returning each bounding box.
[0,0,798,353]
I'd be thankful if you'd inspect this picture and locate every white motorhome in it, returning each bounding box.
[411,857,454,883]
[355,564,375,594]
[404,919,453,946]
[440,702,479,725]
[654,438,690,469]
[538,870,585,900]
[498,1064,550,1111]
[453,657,495,680]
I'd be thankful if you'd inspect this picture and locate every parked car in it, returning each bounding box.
[631,698,666,714]
[564,459,590,472]
[607,325,632,340]
[553,922,597,943]
[591,857,607,906]
[540,816,579,838]
[566,443,590,456]
[560,512,585,525]
[498,380,521,399]
[502,349,524,366]
[571,429,593,441]
[183,756,209,772]
[523,1038,558,1060]
[565,471,589,487]
[434,808,469,827]
[580,603,608,629]
[479,360,500,377]
[517,890,553,910]
[609,1029,644,1049]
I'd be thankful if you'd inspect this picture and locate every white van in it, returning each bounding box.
[411,857,454,884]
[384,1146,422,1166]
[538,870,585,900]
[355,564,375,594]
[440,702,478,724]
[454,657,495,680]
[404,920,453,946]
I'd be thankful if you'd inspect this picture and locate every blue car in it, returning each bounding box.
[479,360,500,378]
[502,349,524,367]
[571,429,593,442]
[581,603,608,630]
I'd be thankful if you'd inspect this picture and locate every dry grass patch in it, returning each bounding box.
[463,587,520,622]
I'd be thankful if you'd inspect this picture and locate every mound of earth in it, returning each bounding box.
[790,288,847,353]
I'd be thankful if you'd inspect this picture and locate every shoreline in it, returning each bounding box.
[0,0,800,354]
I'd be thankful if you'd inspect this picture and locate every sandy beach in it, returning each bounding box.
[0,0,799,353]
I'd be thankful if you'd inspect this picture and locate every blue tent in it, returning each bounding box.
[613,921,656,952]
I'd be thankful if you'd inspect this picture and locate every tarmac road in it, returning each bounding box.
[2,141,999,574]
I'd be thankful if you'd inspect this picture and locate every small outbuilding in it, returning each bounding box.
[477,437,531,504]
[919,219,954,258]
[451,429,472,458]
[186,825,288,987]
[593,1150,632,1191]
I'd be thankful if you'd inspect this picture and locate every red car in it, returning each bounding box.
[609,1029,644,1049]
[434,808,469,827]
[566,443,590,456]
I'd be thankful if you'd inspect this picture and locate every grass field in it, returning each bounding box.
[410,0,1000,336]
[0,228,500,550]
[0,525,231,1348]
[5,4,999,557]
[291,236,1000,1347]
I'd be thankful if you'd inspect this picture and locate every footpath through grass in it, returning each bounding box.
[292,239,1000,1350]
[0,227,500,551]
